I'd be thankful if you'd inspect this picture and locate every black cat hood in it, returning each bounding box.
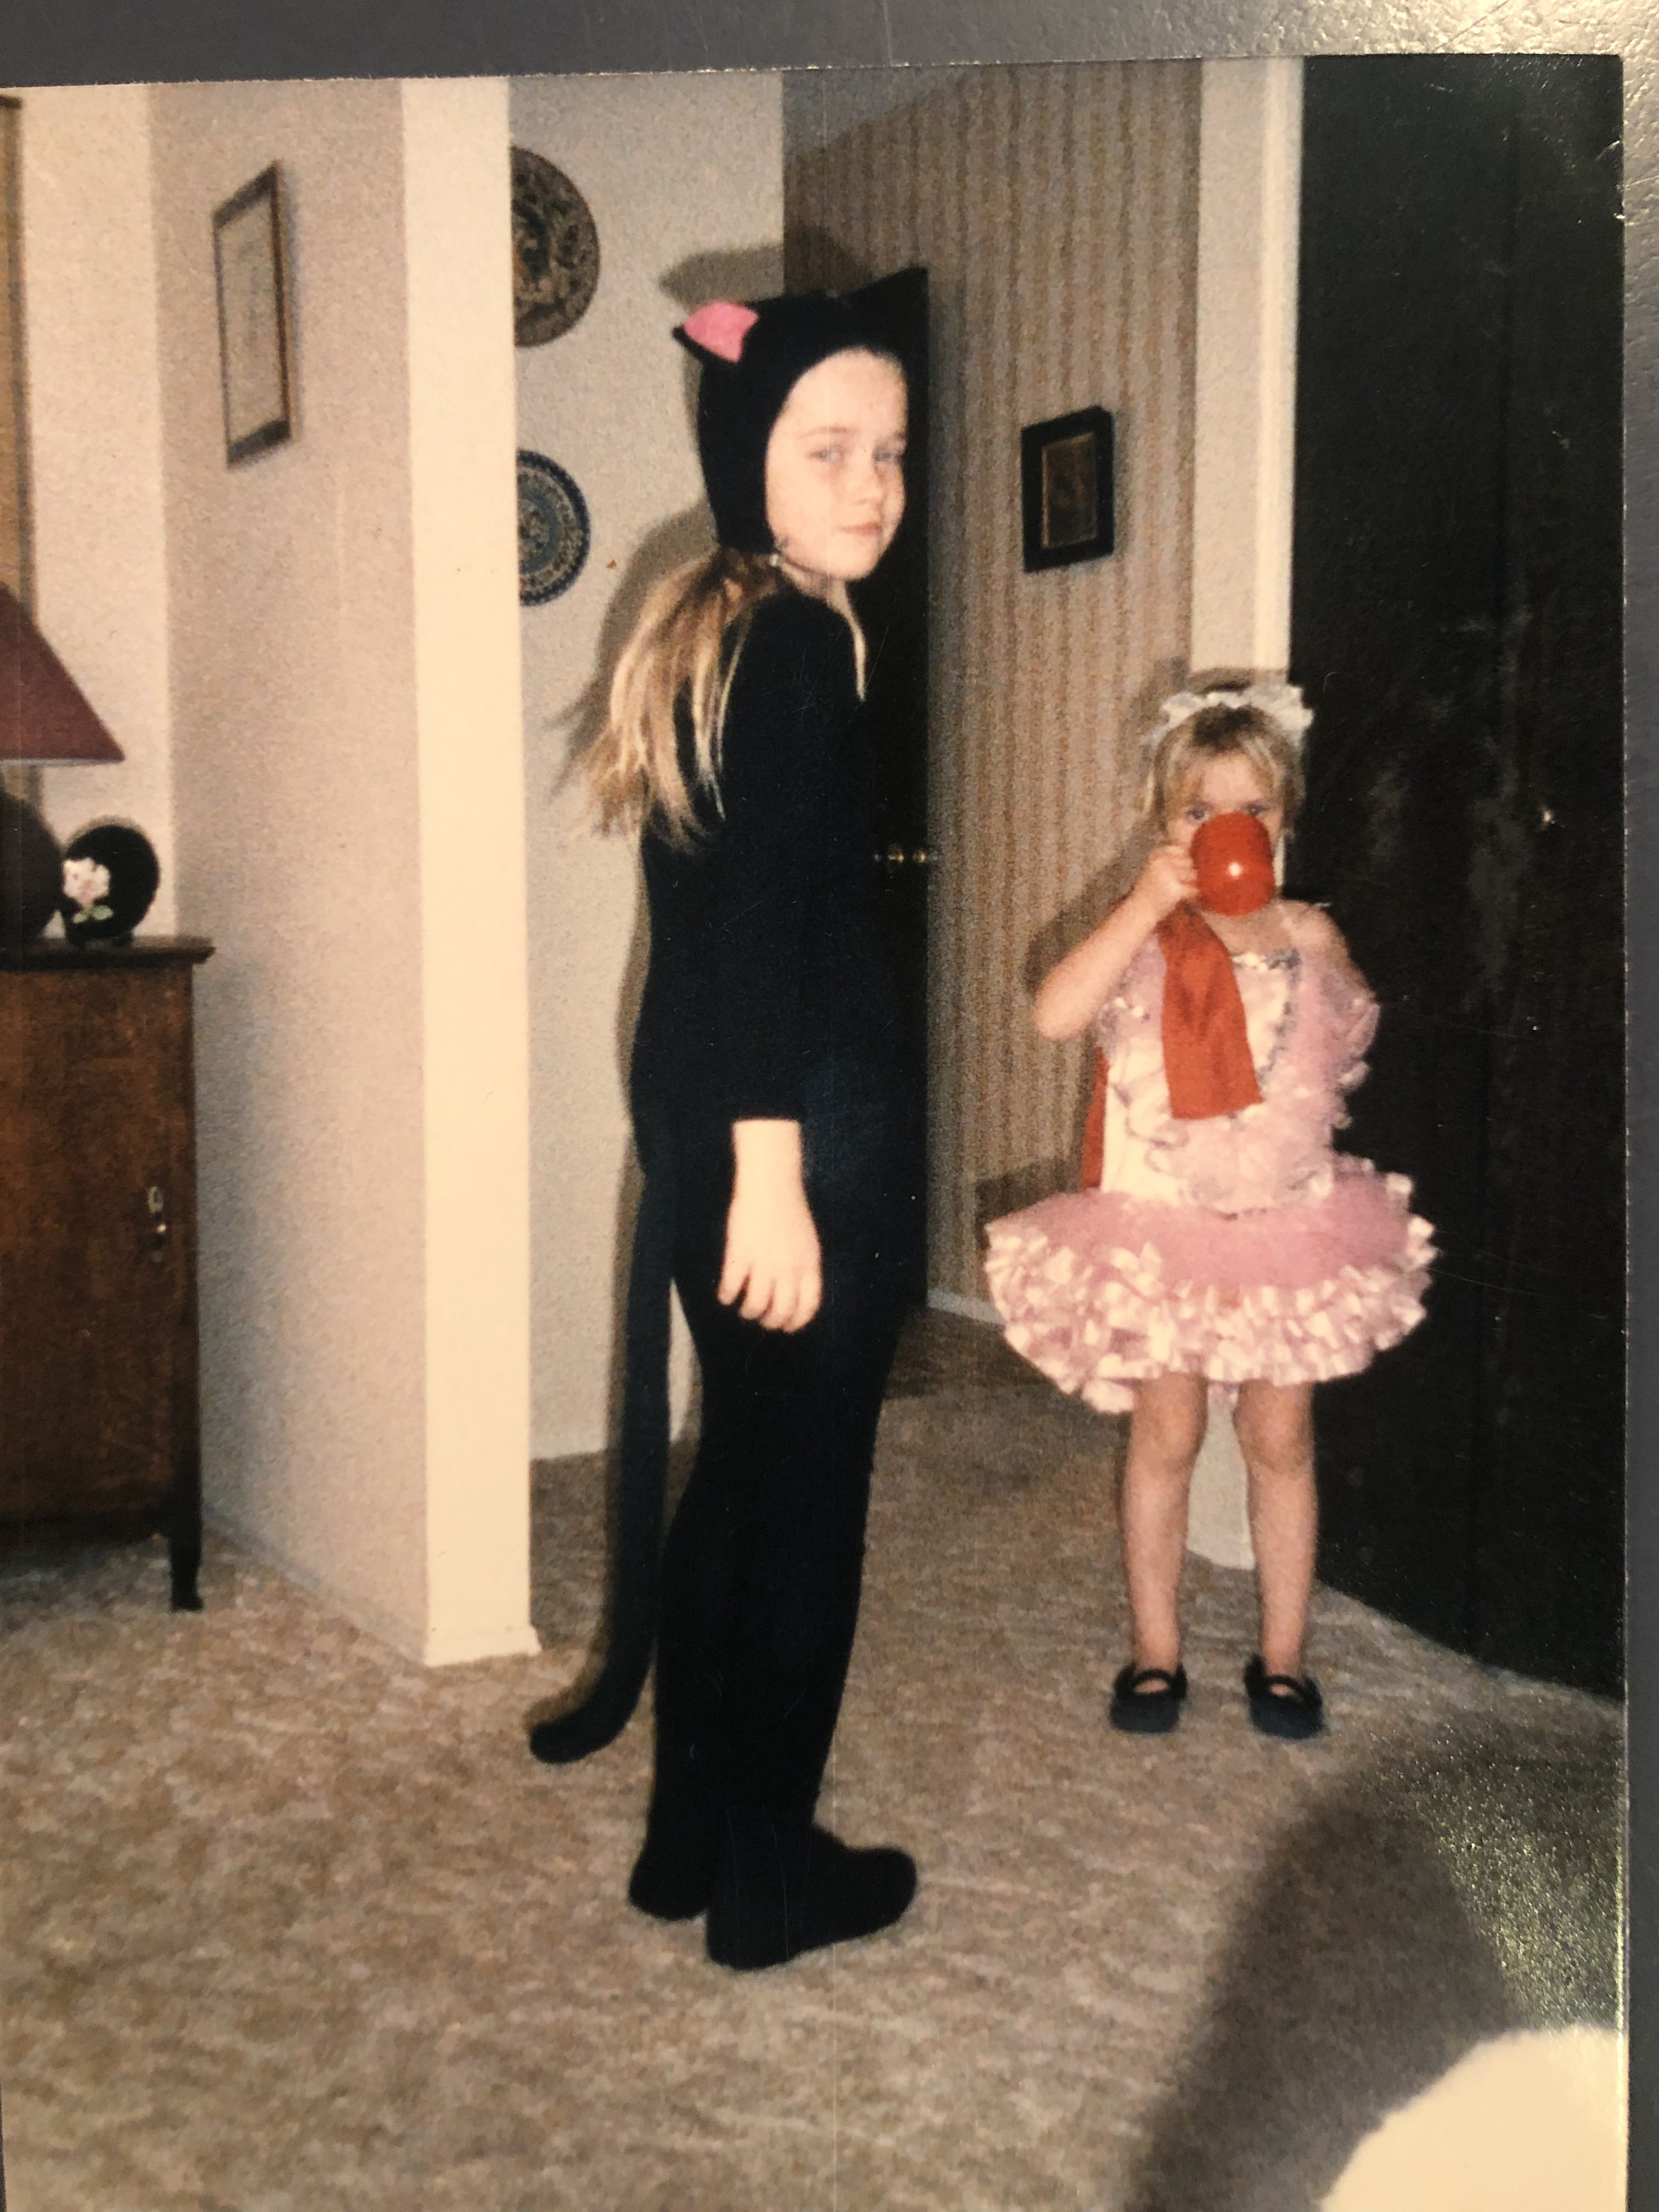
[672,288,898,556]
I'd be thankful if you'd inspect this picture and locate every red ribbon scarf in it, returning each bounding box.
[1078,906,1261,1188]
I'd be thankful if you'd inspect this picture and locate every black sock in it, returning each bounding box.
[704,1810,916,1971]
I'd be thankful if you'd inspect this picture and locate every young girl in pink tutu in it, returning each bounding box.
[984,685,1434,1739]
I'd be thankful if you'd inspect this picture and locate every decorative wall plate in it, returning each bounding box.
[518,451,591,604]
[59,822,161,946]
[511,148,600,346]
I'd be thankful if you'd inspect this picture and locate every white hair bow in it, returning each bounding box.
[1145,682,1314,752]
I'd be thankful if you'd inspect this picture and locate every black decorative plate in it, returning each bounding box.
[511,147,600,346]
[58,821,161,946]
[518,450,590,604]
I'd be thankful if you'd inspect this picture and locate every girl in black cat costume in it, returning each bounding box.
[529,289,920,1972]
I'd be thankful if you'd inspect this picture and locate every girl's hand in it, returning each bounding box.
[720,1120,823,1331]
[1130,840,1198,924]
[1034,842,1197,1041]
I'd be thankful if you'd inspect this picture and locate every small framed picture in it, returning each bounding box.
[212,164,294,466]
[1020,406,1114,572]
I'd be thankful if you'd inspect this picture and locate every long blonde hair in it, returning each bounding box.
[588,546,785,843]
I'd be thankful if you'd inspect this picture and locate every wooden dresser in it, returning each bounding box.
[0,938,213,1606]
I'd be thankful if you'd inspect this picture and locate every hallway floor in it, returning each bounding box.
[0,1312,1621,2210]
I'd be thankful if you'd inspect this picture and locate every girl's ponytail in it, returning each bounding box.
[588,548,784,843]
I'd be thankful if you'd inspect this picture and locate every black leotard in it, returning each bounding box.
[633,588,917,1840]
[531,586,917,1816]
[630,588,904,1142]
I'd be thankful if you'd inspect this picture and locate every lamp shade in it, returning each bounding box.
[0,581,124,765]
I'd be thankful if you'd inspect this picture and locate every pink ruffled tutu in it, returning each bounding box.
[984,1161,1435,1415]
[986,921,1436,1412]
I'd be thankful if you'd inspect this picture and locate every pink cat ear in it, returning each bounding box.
[680,300,758,362]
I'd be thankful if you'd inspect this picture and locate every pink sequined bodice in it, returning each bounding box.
[1092,919,1378,1215]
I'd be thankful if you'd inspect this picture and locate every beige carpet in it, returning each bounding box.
[0,1366,1621,2211]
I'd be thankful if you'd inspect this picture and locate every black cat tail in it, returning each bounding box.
[528,1164,674,1764]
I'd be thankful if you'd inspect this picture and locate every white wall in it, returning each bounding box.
[152,76,533,1663]
[403,79,534,1665]
[512,72,783,1458]
[14,84,175,923]
[1191,58,1302,677]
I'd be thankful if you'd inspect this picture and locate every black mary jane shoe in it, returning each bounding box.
[1108,1663,1188,1735]
[1243,1655,1325,1741]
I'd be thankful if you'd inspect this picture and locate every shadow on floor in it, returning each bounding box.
[1121,1718,1622,2212]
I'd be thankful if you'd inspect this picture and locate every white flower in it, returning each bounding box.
[63,857,111,911]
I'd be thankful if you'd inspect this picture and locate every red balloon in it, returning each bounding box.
[1192,811,1277,916]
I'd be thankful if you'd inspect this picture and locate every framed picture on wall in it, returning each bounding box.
[1020,405,1114,571]
[212,163,294,465]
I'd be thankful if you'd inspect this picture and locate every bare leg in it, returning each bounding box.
[1234,1380,1317,1680]
[1120,1372,1208,1677]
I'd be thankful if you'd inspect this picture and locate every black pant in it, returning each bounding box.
[645,1094,912,1843]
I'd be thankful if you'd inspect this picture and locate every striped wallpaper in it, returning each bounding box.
[785,64,1201,1301]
